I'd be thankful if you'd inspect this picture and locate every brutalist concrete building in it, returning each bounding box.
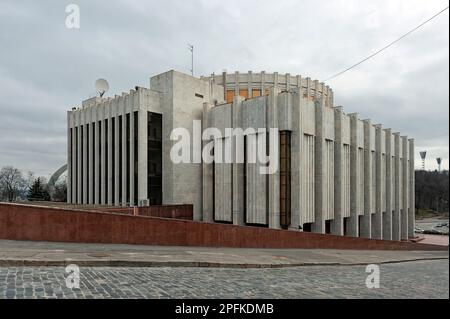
[67,70,415,241]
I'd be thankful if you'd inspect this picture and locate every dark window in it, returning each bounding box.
[147,112,162,205]
[325,220,331,234]
[195,93,204,98]
[279,131,291,229]
[303,223,312,232]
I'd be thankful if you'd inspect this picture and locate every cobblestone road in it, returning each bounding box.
[0,260,448,299]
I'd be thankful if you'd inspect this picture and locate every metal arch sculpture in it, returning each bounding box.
[47,164,67,193]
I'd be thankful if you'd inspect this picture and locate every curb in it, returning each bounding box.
[0,257,448,268]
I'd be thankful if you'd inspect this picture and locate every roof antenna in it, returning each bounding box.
[95,79,109,97]
[187,44,194,76]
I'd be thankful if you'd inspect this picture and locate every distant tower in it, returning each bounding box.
[419,151,427,170]
[436,157,442,172]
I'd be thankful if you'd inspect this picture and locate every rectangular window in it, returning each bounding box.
[238,89,249,99]
[252,89,261,97]
[147,112,162,205]
[226,90,234,103]
[279,131,291,229]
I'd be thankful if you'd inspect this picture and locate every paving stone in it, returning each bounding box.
[0,260,448,299]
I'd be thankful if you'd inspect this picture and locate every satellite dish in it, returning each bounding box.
[95,79,109,97]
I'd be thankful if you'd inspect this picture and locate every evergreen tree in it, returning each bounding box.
[27,177,51,201]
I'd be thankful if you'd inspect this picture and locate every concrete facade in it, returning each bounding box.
[68,70,415,241]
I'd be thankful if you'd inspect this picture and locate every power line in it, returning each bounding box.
[323,6,449,82]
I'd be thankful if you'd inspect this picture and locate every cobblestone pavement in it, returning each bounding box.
[0,260,448,299]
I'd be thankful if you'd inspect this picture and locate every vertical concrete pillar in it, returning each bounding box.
[290,87,303,231]
[202,102,214,223]
[100,115,106,205]
[232,96,246,226]
[331,106,344,235]
[107,106,113,206]
[76,112,82,204]
[285,73,291,91]
[247,71,252,98]
[347,113,360,237]
[222,71,227,101]
[94,107,100,205]
[312,96,326,234]
[234,71,239,96]
[82,120,88,204]
[138,107,148,206]
[129,107,135,207]
[88,111,94,205]
[67,112,72,203]
[114,110,120,206]
[121,103,128,206]
[360,120,372,238]
[267,87,280,229]
[401,136,409,240]
[261,71,265,95]
[393,132,401,241]
[372,124,383,239]
[408,138,415,238]
[383,129,393,240]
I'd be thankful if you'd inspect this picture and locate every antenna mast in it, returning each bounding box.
[436,157,442,172]
[188,44,194,76]
[419,151,427,170]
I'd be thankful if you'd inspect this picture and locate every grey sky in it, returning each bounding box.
[0,0,448,178]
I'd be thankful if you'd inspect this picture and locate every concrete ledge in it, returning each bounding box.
[1,258,448,269]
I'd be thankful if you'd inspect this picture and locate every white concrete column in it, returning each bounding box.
[67,111,72,203]
[76,112,82,204]
[267,87,280,229]
[401,136,409,240]
[408,138,415,238]
[129,108,135,207]
[348,113,360,237]
[138,108,148,206]
[121,105,128,206]
[234,71,239,96]
[88,113,94,205]
[383,129,393,240]
[114,111,121,206]
[202,102,214,222]
[82,121,88,204]
[331,106,344,235]
[393,132,401,241]
[232,96,245,226]
[312,97,326,234]
[247,71,252,98]
[372,124,383,239]
[290,86,303,231]
[94,108,100,205]
[107,107,113,206]
[100,115,106,205]
[360,120,372,238]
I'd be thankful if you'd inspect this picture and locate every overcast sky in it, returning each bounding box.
[0,0,448,178]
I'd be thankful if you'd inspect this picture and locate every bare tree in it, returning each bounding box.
[0,166,27,202]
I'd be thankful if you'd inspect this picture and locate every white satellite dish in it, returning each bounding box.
[95,79,109,97]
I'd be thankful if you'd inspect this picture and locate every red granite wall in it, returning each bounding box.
[95,205,193,220]
[0,203,446,251]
